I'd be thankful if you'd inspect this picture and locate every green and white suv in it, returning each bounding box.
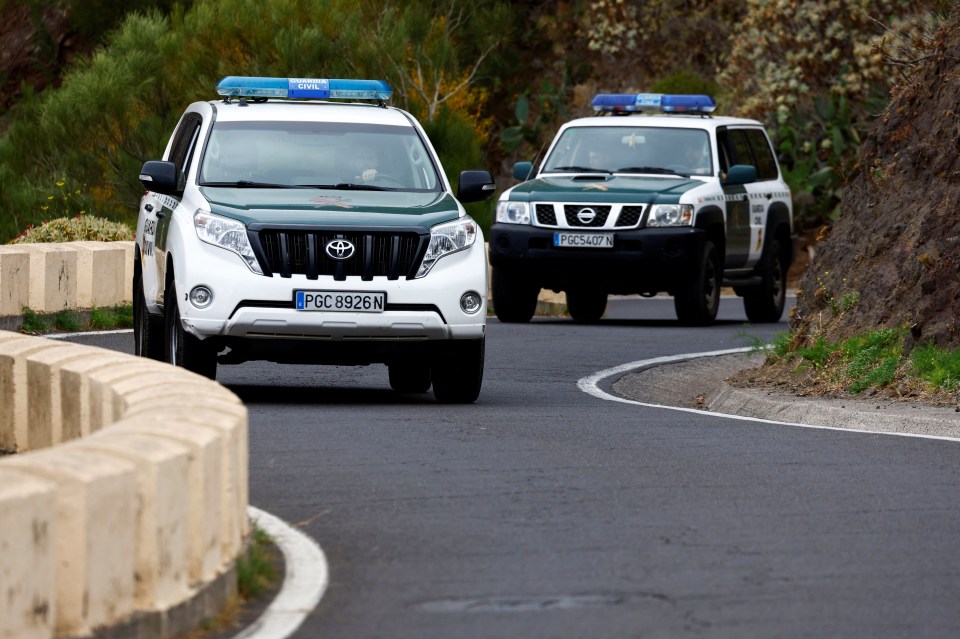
[134,77,495,402]
[489,93,794,325]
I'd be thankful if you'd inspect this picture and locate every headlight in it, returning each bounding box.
[194,210,263,274]
[416,216,478,278]
[646,204,693,227]
[496,201,531,224]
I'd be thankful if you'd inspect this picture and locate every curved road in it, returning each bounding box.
[69,297,960,638]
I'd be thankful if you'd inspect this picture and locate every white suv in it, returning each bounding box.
[134,77,495,403]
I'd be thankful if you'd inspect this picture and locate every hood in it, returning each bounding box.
[508,175,706,204]
[199,187,461,228]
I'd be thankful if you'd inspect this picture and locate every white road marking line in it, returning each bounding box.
[578,347,960,443]
[44,328,134,339]
[231,506,329,639]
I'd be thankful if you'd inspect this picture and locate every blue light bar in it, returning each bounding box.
[591,93,716,114]
[216,76,393,101]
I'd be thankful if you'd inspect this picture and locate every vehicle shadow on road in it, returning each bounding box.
[225,383,435,406]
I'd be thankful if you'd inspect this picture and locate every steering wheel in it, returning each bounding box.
[664,164,692,174]
[368,173,406,187]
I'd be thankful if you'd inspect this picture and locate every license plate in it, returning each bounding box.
[553,232,614,248]
[295,290,386,312]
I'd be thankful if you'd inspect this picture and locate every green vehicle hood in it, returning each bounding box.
[508,175,704,204]
[200,187,460,228]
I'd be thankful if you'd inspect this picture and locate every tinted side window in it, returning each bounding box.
[168,113,203,184]
[726,129,754,168]
[744,129,778,181]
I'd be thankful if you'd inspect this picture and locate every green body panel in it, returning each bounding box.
[509,175,703,205]
[200,187,460,227]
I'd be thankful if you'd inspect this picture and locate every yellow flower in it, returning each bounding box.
[56,181,65,187]
[47,195,54,200]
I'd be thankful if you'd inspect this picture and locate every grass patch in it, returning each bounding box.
[746,325,960,399]
[15,304,133,334]
[237,526,277,601]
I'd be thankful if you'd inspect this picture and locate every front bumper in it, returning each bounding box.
[488,223,707,294]
[173,233,487,344]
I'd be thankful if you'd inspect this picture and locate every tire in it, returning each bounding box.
[743,238,787,323]
[566,288,607,322]
[491,267,538,323]
[164,280,217,379]
[432,338,484,404]
[388,363,432,393]
[133,269,164,360]
[674,240,721,326]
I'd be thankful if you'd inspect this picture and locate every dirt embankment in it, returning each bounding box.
[792,9,960,349]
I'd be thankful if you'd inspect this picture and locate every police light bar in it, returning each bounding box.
[591,93,716,114]
[216,76,393,101]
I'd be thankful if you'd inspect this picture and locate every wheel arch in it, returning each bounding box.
[765,203,793,266]
[695,205,726,259]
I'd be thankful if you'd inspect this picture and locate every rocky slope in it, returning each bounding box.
[793,7,960,349]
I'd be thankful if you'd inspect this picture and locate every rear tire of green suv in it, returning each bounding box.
[432,338,484,404]
[674,240,720,326]
[389,363,432,393]
[492,267,538,323]
[566,288,607,322]
[743,238,787,323]
[164,280,218,380]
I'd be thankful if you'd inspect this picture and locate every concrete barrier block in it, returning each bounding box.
[25,343,90,449]
[115,241,135,303]
[65,242,128,309]
[110,419,223,584]
[0,467,57,639]
[84,360,181,429]
[75,429,191,610]
[17,244,78,313]
[125,402,248,556]
[4,446,137,637]
[57,351,133,439]
[0,247,30,317]
[106,372,225,426]
[0,334,62,453]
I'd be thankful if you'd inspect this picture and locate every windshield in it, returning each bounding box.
[541,126,713,177]
[199,120,442,191]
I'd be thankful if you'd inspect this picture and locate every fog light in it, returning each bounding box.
[189,286,213,309]
[460,291,483,314]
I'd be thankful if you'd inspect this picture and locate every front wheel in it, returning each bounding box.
[674,240,720,326]
[566,288,607,322]
[164,280,218,379]
[388,363,432,393]
[743,238,787,323]
[492,267,538,323]
[432,339,484,404]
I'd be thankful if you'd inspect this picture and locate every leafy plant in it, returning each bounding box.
[910,343,960,392]
[11,214,133,243]
[237,525,277,600]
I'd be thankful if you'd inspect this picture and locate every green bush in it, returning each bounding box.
[0,0,511,243]
[10,215,133,243]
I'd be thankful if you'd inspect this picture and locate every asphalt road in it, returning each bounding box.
[67,297,960,638]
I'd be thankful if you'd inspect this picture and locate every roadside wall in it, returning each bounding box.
[0,241,134,319]
[0,330,248,639]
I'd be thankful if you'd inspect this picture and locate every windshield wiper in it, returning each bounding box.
[303,182,398,191]
[549,166,612,174]
[616,166,687,176]
[200,180,301,188]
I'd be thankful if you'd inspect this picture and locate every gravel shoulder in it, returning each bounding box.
[613,352,960,440]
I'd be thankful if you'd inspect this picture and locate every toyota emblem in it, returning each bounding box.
[577,207,597,224]
[325,239,356,260]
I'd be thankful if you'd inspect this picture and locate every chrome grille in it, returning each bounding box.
[257,230,424,280]
[563,205,610,227]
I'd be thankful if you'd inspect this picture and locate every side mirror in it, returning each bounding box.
[512,161,534,181]
[457,170,496,203]
[723,164,757,186]
[139,160,181,196]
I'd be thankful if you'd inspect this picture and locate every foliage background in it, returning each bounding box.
[0,0,949,244]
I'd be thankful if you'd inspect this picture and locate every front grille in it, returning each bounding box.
[564,205,610,227]
[616,206,644,227]
[256,230,425,280]
[536,204,557,226]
